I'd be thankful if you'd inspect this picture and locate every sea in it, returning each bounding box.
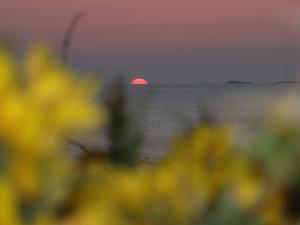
[126,83,300,160]
[74,83,300,161]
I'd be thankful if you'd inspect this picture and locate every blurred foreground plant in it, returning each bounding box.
[105,78,143,167]
[0,44,104,224]
[1,44,300,225]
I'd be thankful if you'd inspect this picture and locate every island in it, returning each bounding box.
[275,81,300,84]
[226,79,253,85]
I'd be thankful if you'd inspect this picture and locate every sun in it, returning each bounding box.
[131,78,148,85]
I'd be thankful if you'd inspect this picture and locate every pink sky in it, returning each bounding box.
[1,0,300,50]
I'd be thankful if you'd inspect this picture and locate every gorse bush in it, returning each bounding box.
[0,45,300,225]
[0,45,103,224]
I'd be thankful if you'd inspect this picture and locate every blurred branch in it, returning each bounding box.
[61,11,84,65]
[68,140,92,157]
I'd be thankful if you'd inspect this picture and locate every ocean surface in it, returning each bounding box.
[73,83,300,160]
[123,83,300,160]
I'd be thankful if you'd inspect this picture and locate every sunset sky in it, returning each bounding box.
[1,0,300,83]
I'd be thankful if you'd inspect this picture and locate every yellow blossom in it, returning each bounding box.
[0,44,104,224]
[230,157,267,210]
[0,176,21,225]
[0,49,15,93]
[260,192,287,225]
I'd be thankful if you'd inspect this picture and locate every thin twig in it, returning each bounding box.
[68,140,92,157]
[61,11,84,65]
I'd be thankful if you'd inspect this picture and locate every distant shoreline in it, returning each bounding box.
[226,79,253,85]
[125,81,300,86]
[274,81,300,84]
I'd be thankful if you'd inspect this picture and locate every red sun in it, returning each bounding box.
[131,78,148,85]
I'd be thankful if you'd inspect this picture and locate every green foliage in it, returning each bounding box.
[106,78,143,166]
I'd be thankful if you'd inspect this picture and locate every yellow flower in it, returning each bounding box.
[171,125,234,166]
[0,176,21,225]
[24,44,57,82]
[171,125,234,196]
[0,44,104,223]
[230,157,267,210]
[0,45,104,155]
[25,47,103,134]
[10,157,41,199]
[0,49,15,94]
[260,192,287,225]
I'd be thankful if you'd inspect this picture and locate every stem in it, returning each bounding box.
[61,11,84,65]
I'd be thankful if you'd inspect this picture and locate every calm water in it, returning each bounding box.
[123,84,300,159]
